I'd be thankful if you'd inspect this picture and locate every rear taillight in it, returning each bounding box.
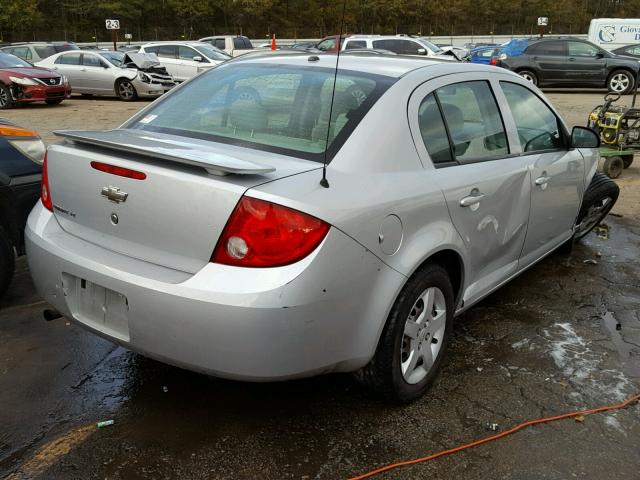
[212,197,330,268]
[489,57,497,65]
[41,151,53,211]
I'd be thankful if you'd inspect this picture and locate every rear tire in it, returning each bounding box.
[518,70,538,86]
[355,263,454,403]
[607,70,634,94]
[0,227,15,298]
[602,156,624,178]
[574,172,619,241]
[0,84,13,110]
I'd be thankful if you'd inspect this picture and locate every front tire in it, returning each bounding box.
[0,84,14,109]
[607,70,634,94]
[518,70,538,86]
[0,226,15,298]
[116,78,138,101]
[355,264,454,403]
[574,172,619,240]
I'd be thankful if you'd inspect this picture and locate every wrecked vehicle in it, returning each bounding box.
[36,51,176,101]
[0,52,71,109]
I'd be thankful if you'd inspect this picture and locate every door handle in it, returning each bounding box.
[460,191,486,207]
[535,175,550,186]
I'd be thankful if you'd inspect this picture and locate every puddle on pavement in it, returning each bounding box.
[602,310,640,378]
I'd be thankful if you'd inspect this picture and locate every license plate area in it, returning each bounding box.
[62,273,130,342]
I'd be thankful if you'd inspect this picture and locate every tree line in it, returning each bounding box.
[1,0,639,43]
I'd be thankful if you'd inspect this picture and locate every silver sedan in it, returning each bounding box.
[26,54,616,402]
[36,50,176,101]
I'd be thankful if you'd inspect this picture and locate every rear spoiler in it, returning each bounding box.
[53,129,276,176]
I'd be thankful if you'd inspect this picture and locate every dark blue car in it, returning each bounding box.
[0,118,43,296]
[467,45,501,64]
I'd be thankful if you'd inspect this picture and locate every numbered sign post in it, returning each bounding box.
[105,19,120,51]
[537,16,548,38]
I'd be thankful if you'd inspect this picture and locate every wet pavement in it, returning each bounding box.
[1,217,639,479]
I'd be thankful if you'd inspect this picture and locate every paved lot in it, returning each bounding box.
[0,92,639,479]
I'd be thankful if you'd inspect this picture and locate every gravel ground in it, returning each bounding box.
[0,91,638,480]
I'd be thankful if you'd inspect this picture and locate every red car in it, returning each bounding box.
[0,52,71,109]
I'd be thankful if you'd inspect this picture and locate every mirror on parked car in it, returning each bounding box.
[193,55,203,62]
[417,48,427,55]
[571,126,600,148]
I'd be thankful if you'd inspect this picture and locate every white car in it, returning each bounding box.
[139,42,231,82]
[341,35,459,61]
[36,50,176,101]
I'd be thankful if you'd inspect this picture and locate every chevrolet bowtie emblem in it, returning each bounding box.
[101,186,128,203]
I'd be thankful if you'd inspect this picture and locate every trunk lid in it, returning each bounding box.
[47,130,320,274]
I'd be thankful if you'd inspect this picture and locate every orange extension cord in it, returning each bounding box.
[348,392,640,480]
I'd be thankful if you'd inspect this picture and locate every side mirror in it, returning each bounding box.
[193,55,203,62]
[417,48,427,55]
[571,126,600,148]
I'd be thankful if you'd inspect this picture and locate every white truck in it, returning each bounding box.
[588,18,640,50]
[197,35,255,57]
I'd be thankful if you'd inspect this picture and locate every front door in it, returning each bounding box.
[498,81,585,268]
[566,41,607,85]
[409,75,533,306]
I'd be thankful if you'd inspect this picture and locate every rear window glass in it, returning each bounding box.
[128,64,394,162]
[345,40,366,49]
[55,52,81,65]
[527,41,566,56]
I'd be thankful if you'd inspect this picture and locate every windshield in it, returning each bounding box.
[419,38,443,53]
[128,63,394,162]
[193,44,231,61]
[0,53,31,68]
[99,51,124,66]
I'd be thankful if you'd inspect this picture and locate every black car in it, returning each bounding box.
[611,43,640,59]
[0,119,43,296]
[497,38,640,93]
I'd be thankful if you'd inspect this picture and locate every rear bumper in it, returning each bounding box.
[26,203,405,381]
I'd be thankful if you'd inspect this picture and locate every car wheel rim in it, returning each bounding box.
[400,287,446,385]
[576,196,613,236]
[0,89,8,107]
[520,72,535,84]
[119,82,134,99]
[609,74,629,92]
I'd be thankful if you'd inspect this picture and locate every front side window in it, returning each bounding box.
[82,54,104,67]
[433,81,508,162]
[55,52,81,65]
[128,64,394,162]
[501,82,565,152]
[178,46,198,60]
[568,41,600,57]
[194,44,231,61]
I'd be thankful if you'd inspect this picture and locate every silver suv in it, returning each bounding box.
[26,55,615,402]
[0,42,78,63]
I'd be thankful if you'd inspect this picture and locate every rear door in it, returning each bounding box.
[526,41,568,83]
[499,81,585,268]
[566,41,607,84]
[53,52,83,88]
[409,74,532,305]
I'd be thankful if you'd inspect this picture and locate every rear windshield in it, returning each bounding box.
[128,63,394,162]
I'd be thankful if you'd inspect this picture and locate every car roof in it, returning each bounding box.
[229,52,480,78]
[142,41,210,47]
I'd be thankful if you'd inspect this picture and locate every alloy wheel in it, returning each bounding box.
[400,287,447,385]
[609,74,630,93]
[520,72,536,84]
[119,81,135,100]
[0,88,9,108]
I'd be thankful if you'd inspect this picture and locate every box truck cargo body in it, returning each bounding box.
[588,18,640,50]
